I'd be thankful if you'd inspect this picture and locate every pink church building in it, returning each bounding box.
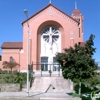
[0,3,84,72]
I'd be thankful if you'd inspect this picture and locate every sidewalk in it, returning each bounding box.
[0,92,81,100]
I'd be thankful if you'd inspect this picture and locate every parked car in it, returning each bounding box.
[81,90,100,100]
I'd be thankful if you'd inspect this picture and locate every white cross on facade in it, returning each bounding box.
[43,27,59,50]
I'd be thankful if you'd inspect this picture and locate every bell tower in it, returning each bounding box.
[71,2,84,41]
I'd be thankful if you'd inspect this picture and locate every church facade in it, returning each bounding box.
[0,4,84,72]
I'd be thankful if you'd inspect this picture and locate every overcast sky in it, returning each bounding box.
[0,0,100,64]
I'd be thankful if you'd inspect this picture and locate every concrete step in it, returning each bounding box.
[30,77,73,93]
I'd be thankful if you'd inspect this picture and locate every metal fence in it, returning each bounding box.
[32,63,61,77]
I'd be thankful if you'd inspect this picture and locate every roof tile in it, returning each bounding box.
[1,42,23,49]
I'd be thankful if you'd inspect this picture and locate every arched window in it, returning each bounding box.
[42,26,60,44]
[9,56,13,62]
[41,26,61,55]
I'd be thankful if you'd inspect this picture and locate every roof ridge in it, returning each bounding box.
[22,4,79,25]
[1,42,23,49]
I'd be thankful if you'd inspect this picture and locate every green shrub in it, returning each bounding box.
[0,69,2,74]
[72,93,80,97]
[0,72,27,84]
[0,71,34,91]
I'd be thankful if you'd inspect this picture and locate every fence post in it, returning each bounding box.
[49,64,52,77]
[41,64,42,77]
[58,64,60,77]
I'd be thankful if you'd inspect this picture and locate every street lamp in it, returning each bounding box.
[24,9,30,96]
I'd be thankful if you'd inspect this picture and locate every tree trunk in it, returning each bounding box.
[78,82,81,96]
[11,68,12,74]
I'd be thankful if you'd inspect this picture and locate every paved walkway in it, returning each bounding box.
[0,92,81,100]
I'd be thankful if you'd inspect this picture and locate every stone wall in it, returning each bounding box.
[0,84,20,92]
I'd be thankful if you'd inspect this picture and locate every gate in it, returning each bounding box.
[33,63,61,77]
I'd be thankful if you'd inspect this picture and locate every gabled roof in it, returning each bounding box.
[1,42,23,49]
[22,4,79,25]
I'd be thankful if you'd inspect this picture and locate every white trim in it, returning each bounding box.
[29,37,32,40]
[20,70,27,72]
[70,38,74,40]
[20,50,24,53]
